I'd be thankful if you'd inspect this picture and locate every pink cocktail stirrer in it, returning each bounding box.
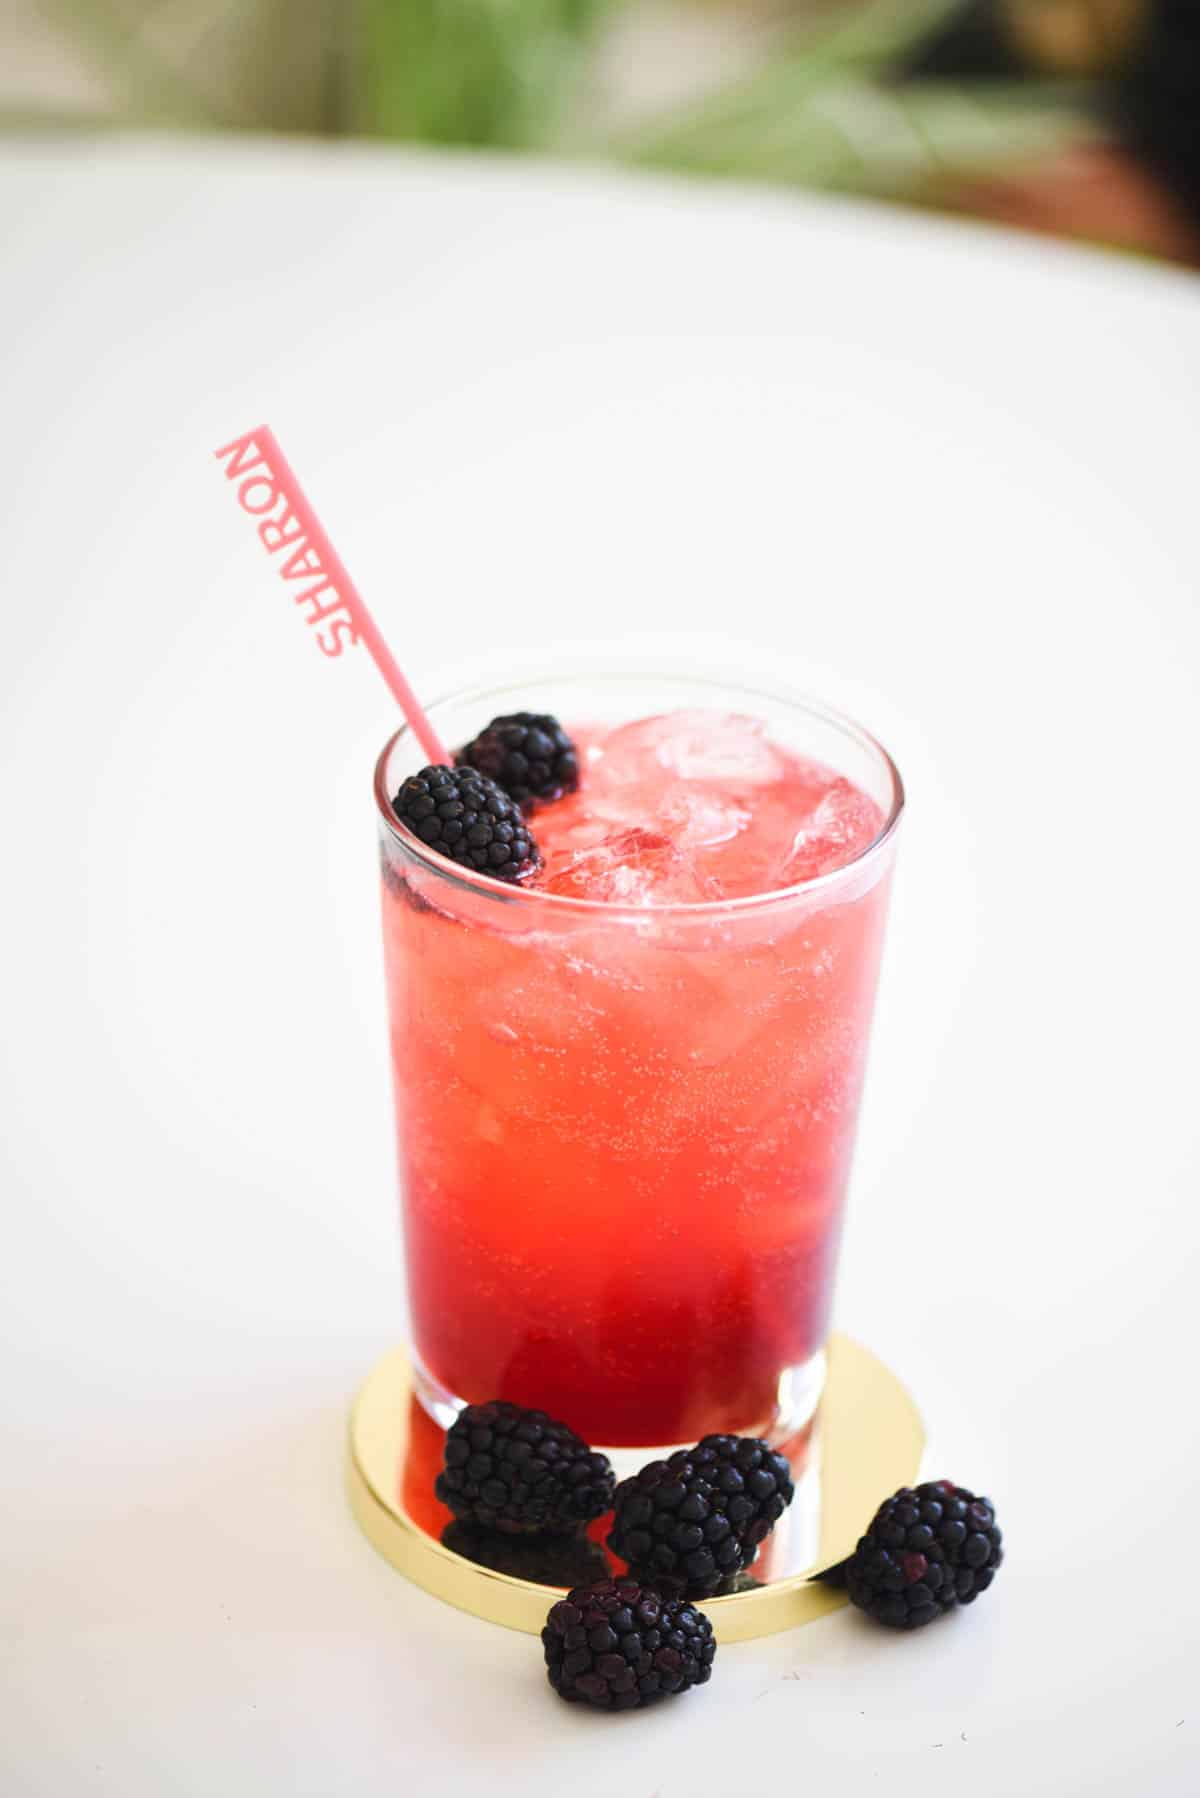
[213,424,449,766]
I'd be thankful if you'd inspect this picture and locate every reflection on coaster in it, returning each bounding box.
[346,1332,923,1643]
[440,1521,612,1588]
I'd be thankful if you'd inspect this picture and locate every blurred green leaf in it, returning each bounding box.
[11,0,1096,210]
[357,0,609,146]
[605,1,1093,197]
[620,76,1092,196]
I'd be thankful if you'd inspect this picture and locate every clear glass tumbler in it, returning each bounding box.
[375,670,902,1449]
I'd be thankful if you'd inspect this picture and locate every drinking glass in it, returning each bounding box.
[375,669,902,1449]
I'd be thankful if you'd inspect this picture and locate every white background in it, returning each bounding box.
[2,136,1198,1795]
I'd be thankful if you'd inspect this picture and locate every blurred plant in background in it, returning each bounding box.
[2,0,606,139]
[5,0,1198,262]
[356,0,607,145]
[612,1,1090,197]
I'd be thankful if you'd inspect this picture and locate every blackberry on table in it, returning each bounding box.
[542,1578,716,1710]
[844,1481,1003,1630]
[435,1400,615,1536]
[608,1434,794,1599]
[457,713,578,811]
[391,765,538,884]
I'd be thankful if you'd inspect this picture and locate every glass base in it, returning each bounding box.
[410,1344,828,1470]
[349,1334,925,1639]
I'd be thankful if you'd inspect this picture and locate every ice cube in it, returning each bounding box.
[540,827,719,905]
[592,711,783,791]
[775,781,882,884]
[581,711,768,856]
[658,789,751,849]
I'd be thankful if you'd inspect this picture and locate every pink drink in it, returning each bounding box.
[534,712,884,904]
[378,687,901,1447]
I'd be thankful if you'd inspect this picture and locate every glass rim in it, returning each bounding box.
[373,669,905,918]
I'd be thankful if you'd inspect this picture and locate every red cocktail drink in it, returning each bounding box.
[377,675,901,1448]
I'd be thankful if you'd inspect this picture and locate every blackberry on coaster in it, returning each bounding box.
[441,1520,609,1588]
[435,1400,615,1536]
[608,1434,794,1599]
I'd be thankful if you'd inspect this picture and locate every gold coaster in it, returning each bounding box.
[347,1333,923,1643]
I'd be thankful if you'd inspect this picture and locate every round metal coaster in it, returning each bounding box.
[347,1332,923,1643]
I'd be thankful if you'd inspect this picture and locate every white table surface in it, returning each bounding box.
[2,134,1198,1797]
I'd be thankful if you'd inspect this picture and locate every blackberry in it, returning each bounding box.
[391,765,538,884]
[844,1481,1003,1630]
[608,1435,794,1599]
[542,1578,716,1710]
[435,1401,615,1535]
[457,713,578,810]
